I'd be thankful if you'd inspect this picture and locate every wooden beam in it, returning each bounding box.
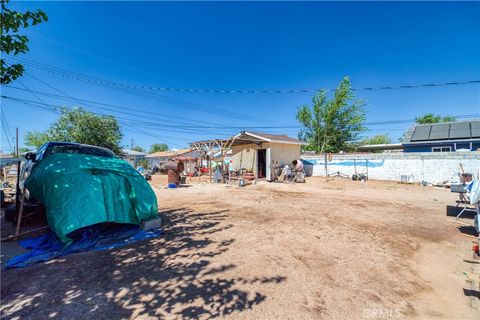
[15,185,27,236]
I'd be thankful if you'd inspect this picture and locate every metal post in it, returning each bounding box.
[324,153,328,182]
[15,185,27,236]
[209,158,212,183]
[15,127,19,156]
[366,160,368,179]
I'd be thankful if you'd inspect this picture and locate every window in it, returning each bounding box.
[35,144,48,161]
[432,146,451,152]
[47,145,115,158]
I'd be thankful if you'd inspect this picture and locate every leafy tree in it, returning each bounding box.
[297,77,366,153]
[149,143,168,153]
[131,145,145,152]
[399,114,456,142]
[25,107,123,154]
[24,130,50,148]
[415,113,456,124]
[137,158,149,169]
[18,147,32,153]
[362,134,392,145]
[1,0,48,84]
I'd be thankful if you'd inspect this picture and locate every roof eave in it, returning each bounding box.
[403,138,480,146]
[242,131,306,145]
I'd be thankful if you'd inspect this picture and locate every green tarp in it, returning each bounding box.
[25,153,158,245]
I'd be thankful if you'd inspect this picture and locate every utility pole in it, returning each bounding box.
[324,152,328,182]
[15,127,19,156]
[131,138,134,149]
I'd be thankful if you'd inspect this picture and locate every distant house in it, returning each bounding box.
[0,153,14,160]
[0,153,21,168]
[402,120,480,152]
[145,148,199,169]
[121,149,147,166]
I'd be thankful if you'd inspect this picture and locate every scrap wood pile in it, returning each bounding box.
[240,170,255,186]
[400,164,475,188]
[449,174,480,254]
[273,163,306,184]
[244,171,255,181]
[227,169,255,186]
[1,164,18,207]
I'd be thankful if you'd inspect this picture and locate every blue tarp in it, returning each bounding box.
[7,224,163,268]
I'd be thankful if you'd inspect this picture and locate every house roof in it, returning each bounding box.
[121,149,147,156]
[403,138,480,146]
[146,148,192,158]
[406,120,480,143]
[238,131,306,145]
[357,143,403,151]
[0,154,21,167]
[191,131,307,148]
[0,153,14,159]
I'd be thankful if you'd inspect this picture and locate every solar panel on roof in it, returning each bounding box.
[410,125,431,141]
[471,121,480,138]
[449,122,471,139]
[429,123,449,140]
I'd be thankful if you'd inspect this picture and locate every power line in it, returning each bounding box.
[3,94,479,132]
[4,85,233,128]
[1,96,184,148]
[28,30,265,127]
[7,56,479,94]
[4,86,277,131]
[6,56,274,124]
[1,107,12,138]
[8,55,480,131]
[2,61,55,114]
[0,96,224,145]
[2,92,235,136]
[0,108,14,152]
[3,97,411,146]
[8,76,186,148]
[17,79,60,115]
[29,31,186,88]
[6,94,478,149]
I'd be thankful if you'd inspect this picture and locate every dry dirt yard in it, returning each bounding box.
[1,176,479,320]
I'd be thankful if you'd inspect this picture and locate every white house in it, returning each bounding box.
[145,148,199,170]
[191,131,307,180]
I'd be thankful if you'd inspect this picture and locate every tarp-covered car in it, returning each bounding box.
[23,142,158,244]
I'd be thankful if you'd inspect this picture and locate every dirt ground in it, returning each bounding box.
[1,176,479,320]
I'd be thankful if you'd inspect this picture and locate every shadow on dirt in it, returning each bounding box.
[1,208,286,319]
[457,225,479,237]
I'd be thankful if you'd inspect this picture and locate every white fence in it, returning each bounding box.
[301,152,480,183]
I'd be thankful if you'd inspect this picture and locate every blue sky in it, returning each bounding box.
[1,1,479,152]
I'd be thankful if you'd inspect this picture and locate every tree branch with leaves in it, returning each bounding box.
[149,143,168,153]
[297,77,366,153]
[25,107,124,154]
[415,113,456,124]
[1,0,48,84]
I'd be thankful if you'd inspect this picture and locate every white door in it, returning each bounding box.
[266,147,271,181]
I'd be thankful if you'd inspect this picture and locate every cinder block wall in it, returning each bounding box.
[301,152,480,183]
